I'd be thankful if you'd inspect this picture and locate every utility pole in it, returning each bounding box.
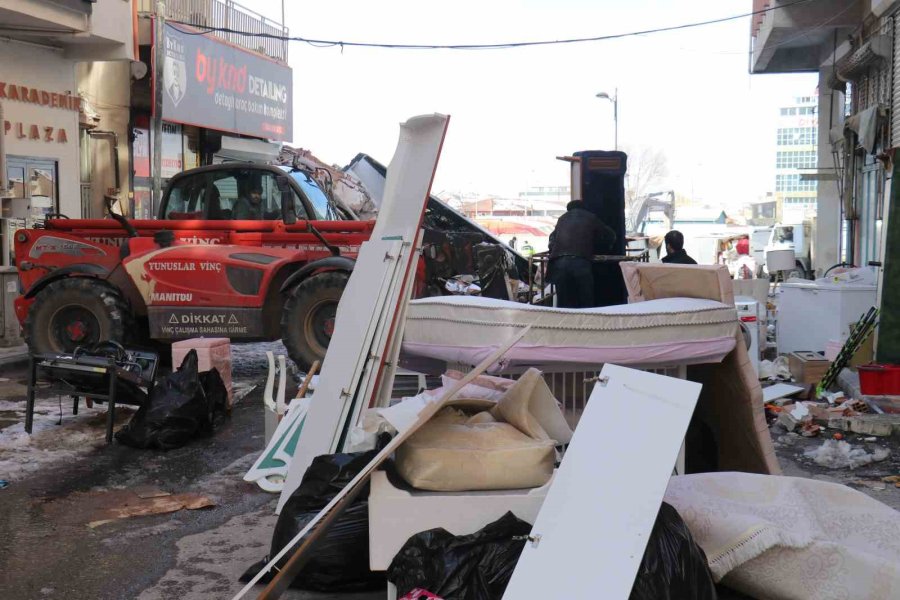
[281,0,287,60]
[613,87,618,151]
[152,2,165,215]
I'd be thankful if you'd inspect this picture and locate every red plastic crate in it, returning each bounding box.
[858,363,900,396]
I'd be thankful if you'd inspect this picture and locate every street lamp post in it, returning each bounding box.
[596,88,618,150]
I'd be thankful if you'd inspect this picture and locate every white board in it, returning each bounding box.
[232,326,530,600]
[277,114,449,513]
[276,238,402,512]
[762,383,805,404]
[503,364,701,600]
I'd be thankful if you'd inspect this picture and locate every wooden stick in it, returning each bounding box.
[232,326,531,600]
[294,361,320,400]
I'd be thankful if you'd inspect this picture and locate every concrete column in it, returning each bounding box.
[814,71,844,275]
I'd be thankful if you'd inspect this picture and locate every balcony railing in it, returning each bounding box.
[139,0,288,62]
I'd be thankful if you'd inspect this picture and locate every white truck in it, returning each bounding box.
[764,222,812,279]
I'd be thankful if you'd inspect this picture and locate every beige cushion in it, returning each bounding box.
[395,407,556,491]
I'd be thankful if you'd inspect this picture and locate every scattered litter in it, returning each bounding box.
[85,492,214,528]
[762,383,804,404]
[0,479,8,489]
[444,276,482,296]
[828,414,899,437]
[759,357,791,381]
[39,487,214,528]
[777,433,800,446]
[231,381,258,406]
[864,437,877,442]
[777,410,801,432]
[799,423,820,437]
[804,440,890,469]
[790,403,810,420]
[132,486,172,500]
[820,391,845,405]
[852,479,887,491]
[863,395,900,415]
[833,432,844,441]
[882,475,900,484]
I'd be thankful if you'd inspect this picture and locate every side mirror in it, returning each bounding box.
[275,175,291,192]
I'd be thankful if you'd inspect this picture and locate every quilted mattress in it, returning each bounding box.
[402,296,738,369]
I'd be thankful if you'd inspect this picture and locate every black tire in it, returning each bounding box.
[25,278,134,355]
[281,271,349,371]
[787,260,808,280]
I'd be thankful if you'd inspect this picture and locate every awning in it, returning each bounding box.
[835,35,892,82]
[845,106,882,154]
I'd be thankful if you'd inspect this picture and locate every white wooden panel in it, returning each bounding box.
[277,238,402,513]
[276,114,449,513]
[503,364,701,600]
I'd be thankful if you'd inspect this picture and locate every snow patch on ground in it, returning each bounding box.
[804,439,891,469]
[0,397,135,481]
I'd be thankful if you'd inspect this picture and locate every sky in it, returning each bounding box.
[249,0,817,209]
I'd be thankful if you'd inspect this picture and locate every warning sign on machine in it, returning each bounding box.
[149,308,262,338]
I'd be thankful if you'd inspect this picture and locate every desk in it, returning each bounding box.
[25,350,157,443]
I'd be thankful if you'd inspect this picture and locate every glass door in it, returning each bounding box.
[3,157,58,266]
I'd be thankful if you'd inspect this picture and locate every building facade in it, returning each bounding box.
[775,96,818,224]
[750,0,900,361]
[133,0,292,218]
[0,0,135,264]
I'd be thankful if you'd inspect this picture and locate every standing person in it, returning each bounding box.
[548,200,617,308]
[662,230,698,265]
[509,236,518,250]
[521,240,534,257]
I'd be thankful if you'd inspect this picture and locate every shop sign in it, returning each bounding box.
[3,121,68,143]
[0,82,81,112]
[159,24,293,141]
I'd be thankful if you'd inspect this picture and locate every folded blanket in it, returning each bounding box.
[664,472,900,600]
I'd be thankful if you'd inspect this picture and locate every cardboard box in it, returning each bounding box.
[172,338,233,406]
[788,351,831,385]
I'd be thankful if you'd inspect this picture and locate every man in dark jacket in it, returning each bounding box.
[661,230,698,264]
[548,200,617,308]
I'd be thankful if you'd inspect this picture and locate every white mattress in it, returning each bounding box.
[402,296,738,369]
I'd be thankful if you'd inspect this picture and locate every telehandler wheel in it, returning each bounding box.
[25,278,133,355]
[281,271,349,371]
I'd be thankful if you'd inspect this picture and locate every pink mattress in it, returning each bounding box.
[401,296,738,370]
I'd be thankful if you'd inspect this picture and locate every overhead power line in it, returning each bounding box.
[168,0,816,51]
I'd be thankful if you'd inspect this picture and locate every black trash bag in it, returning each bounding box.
[387,511,531,600]
[115,350,227,450]
[388,504,717,600]
[241,450,385,592]
[629,502,718,600]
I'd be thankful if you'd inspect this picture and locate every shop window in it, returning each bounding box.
[6,166,25,199]
[183,125,200,171]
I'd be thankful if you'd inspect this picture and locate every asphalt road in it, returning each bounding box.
[1,346,898,599]
[0,358,381,600]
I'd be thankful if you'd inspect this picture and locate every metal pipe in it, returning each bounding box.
[88,130,120,192]
[152,2,165,215]
[0,102,7,198]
